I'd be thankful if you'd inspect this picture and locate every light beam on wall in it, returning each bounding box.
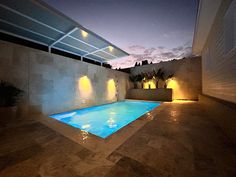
[107,79,116,100]
[167,77,183,99]
[79,76,93,98]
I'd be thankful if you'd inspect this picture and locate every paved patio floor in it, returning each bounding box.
[0,101,235,177]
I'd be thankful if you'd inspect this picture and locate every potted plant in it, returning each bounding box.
[142,72,153,89]
[136,73,144,88]
[0,81,23,124]
[129,74,144,89]
[153,69,164,88]
[129,75,138,89]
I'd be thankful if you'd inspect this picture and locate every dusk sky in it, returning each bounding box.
[43,0,198,68]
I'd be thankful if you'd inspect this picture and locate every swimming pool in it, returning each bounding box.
[50,100,160,138]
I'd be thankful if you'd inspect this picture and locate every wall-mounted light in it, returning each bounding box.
[81,30,88,37]
[108,46,114,52]
[78,76,93,98]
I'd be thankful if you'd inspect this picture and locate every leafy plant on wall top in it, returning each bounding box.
[129,74,143,88]
[152,69,164,88]
[0,81,23,107]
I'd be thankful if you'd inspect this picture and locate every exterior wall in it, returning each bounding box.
[126,89,172,101]
[201,0,236,103]
[130,57,202,100]
[0,40,130,116]
[199,94,236,144]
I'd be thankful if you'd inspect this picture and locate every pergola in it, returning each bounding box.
[0,0,129,65]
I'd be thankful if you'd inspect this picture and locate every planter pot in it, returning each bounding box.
[0,106,17,125]
[137,82,143,89]
[133,82,138,89]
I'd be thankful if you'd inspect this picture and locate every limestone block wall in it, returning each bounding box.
[0,40,131,115]
[201,0,236,104]
[199,94,236,144]
[126,89,172,101]
[130,57,202,100]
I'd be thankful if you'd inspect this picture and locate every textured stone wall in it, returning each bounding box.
[126,89,172,101]
[199,94,236,144]
[0,40,130,115]
[201,0,236,103]
[130,57,202,100]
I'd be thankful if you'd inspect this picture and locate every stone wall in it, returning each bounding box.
[130,57,202,100]
[199,94,236,144]
[201,0,236,104]
[0,40,130,116]
[126,89,172,101]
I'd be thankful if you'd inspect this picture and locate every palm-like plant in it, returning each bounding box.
[0,81,23,107]
[163,74,174,88]
[129,74,144,88]
[153,69,164,88]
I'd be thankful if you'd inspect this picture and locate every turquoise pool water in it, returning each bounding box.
[50,100,160,138]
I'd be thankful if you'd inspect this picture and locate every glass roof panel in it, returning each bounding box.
[0,21,54,45]
[54,43,87,56]
[0,0,129,62]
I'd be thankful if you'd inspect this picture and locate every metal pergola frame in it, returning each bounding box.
[0,0,129,65]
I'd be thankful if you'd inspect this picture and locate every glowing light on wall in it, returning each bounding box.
[166,77,184,99]
[81,30,88,37]
[107,79,116,100]
[78,76,93,98]
[167,79,178,89]
[143,79,156,89]
[108,46,114,52]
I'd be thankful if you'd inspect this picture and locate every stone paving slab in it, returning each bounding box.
[0,101,235,177]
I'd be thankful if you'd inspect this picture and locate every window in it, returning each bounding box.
[224,0,236,54]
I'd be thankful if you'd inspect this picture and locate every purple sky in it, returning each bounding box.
[43,0,198,68]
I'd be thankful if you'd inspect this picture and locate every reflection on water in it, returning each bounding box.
[82,124,91,129]
[50,100,160,138]
[107,118,117,128]
[55,112,76,119]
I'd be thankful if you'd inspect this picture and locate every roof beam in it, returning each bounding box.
[82,46,109,57]
[49,27,78,52]
[82,46,117,60]
[68,35,117,58]
[59,41,110,60]
[53,46,103,65]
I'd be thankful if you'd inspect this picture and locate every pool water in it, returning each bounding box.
[50,100,160,138]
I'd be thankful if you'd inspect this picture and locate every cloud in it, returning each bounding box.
[172,46,184,52]
[108,44,193,69]
[128,45,146,51]
[144,48,156,55]
[158,46,165,50]
[160,52,177,59]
